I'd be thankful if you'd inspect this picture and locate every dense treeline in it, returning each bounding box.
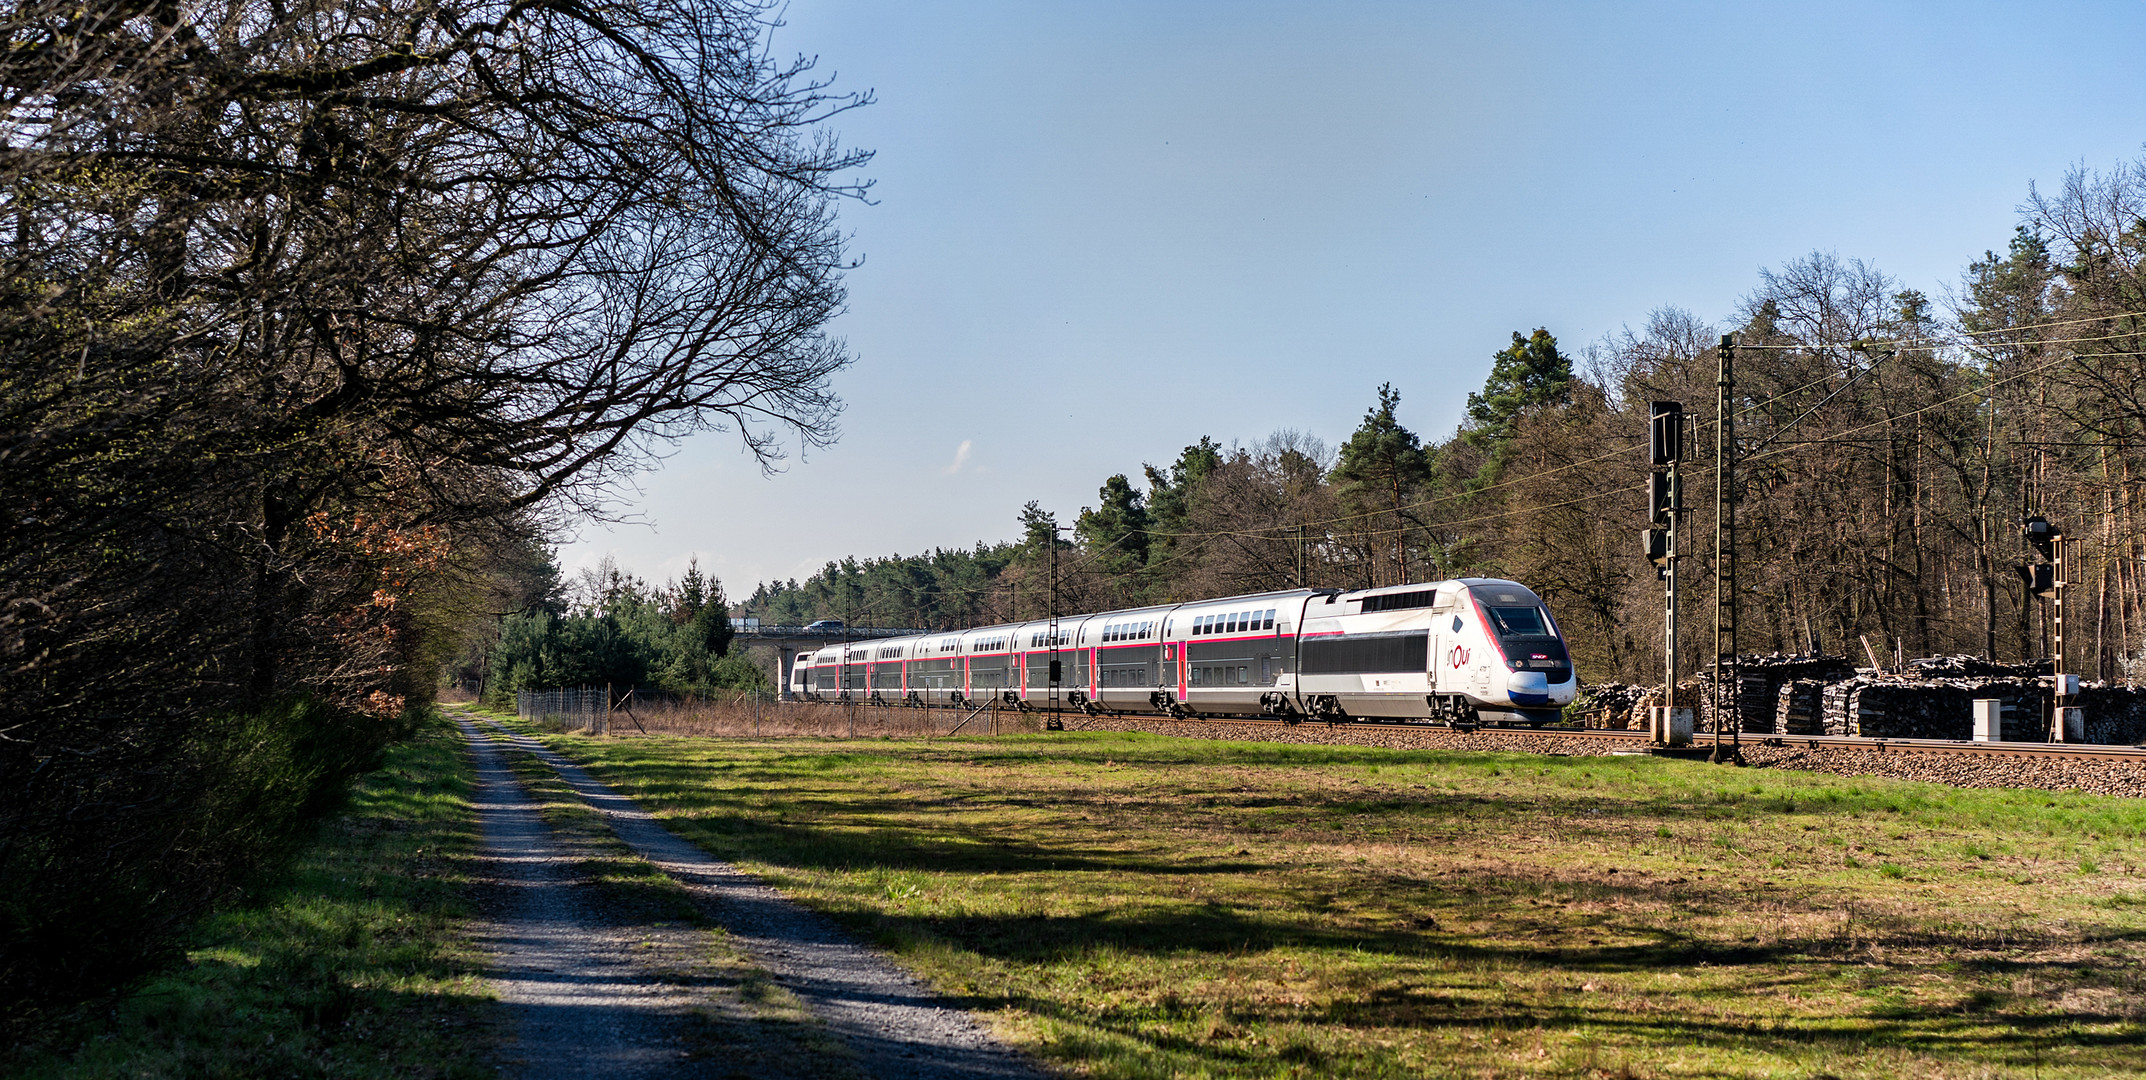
[744,158,2146,689]
[470,557,766,701]
[0,0,861,1022]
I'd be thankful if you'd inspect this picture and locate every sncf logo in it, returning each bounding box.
[1448,645,1470,669]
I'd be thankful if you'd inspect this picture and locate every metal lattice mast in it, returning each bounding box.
[1713,333,1739,758]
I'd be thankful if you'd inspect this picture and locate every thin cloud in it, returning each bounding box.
[944,439,972,474]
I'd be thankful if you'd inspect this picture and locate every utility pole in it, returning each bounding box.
[1712,333,1740,761]
[1047,522,1069,730]
[1644,401,1686,744]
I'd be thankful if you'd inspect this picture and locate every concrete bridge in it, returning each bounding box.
[731,622,930,700]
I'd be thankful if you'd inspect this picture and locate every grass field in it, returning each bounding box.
[11,713,500,1080]
[524,722,2146,1079]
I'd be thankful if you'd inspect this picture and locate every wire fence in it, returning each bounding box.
[513,686,1053,739]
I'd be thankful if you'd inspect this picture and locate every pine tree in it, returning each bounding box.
[1330,384,1433,585]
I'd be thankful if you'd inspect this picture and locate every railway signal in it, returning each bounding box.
[2022,516,2080,742]
[1644,400,1686,745]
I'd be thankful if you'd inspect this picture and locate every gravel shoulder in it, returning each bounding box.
[464,714,1046,1080]
[1065,715,2146,796]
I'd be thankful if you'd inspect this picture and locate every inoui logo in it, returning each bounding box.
[1448,645,1470,669]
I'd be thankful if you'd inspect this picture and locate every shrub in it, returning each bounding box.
[0,696,407,1030]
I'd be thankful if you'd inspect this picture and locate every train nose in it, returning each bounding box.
[1506,670,1551,705]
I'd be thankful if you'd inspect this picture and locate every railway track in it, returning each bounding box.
[1034,708,2146,762]
[766,697,2146,796]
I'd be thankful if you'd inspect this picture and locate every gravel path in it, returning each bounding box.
[460,715,726,1078]
[465,716,1046,1080]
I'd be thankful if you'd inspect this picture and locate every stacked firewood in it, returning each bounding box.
[1589,658,2145,745]
[1907,655,2051,679]
[1774,679,1827,735]
[1574,683,1649,729]
[2076,685,2146,744]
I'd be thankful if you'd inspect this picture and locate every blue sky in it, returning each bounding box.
[562,0,2146,599]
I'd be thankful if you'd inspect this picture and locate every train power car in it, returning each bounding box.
[788,578,1576,726]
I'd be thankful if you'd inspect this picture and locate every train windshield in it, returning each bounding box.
[1487,606,1552,638]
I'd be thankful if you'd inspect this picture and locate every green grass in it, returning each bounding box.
[517,720,2146,1079]
[8,712,501,1079]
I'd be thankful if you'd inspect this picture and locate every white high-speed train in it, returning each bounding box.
[788,578,1577,726]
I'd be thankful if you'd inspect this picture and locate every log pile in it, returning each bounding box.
[1575,683,1648,729]
[1581,658,2146,745]
[1907,655,2051,679]
[1774,679,1826,736]
[2076,685,2146,745]
[1692,655,1857,734]
[1840,679,1978,739]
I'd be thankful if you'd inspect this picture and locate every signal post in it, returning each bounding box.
[1644,401,1690,746]
[2023,516,2081,742]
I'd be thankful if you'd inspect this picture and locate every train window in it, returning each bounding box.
[1488,606,1551,637]
[1362,589,1437,613]
[1264,609,1276,629]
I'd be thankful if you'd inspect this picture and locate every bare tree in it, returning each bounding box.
[1,0,870,1018]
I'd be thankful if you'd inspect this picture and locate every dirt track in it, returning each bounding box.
[458,713,1045,1080]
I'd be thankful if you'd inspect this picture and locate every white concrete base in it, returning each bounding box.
[1650,705,1693,747]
